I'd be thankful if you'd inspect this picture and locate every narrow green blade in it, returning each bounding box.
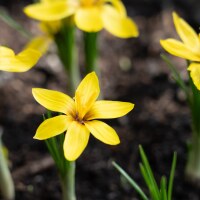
[0,7,31,39]
[160,54,189,98]
[139,145,160,200]
[112,161,149,200]
[168,152,177,200]
[160,176,167,200]
[140,163,158,200]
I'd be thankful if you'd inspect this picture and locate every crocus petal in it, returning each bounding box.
[25,36,52,55]
[85,120,120,145]
[0,46,15,56]
[160,39,200,61]
[75,72,100,119]
[74,7,103,32]
[173,12,200,51]
[104,0,127,17]
[0,48,41,72]
[102,5,139,38]
[24,1,75,21]
[85,100,134,120]
[64,121,90,161]
[188,63,200,90]
[32,88,75,115]
[34,115,73,140]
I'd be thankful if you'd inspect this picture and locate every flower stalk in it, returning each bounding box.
[44,112,76,200]
[54,18,80,95]
[185,75,200,180]
[84,32,98,74]
[60,161,76,200]
[186,132,200,180]
[47,136,76,200]
[0,128,15,200]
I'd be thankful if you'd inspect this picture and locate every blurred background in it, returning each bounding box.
[0,0,200,199]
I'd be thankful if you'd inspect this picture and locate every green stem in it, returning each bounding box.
[54,18,80,95]
[84,32,98,74]
[60,161,76,200]
[0,130,15,200]
[83,32,103,99]
[185,133,200,180]
[44,112,76,200]
[185,73,200,181]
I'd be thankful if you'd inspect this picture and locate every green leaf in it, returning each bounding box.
[160,53,189,99]
[112,161,149,200]
[139,145,160,200]
[160,176,167,200]
[140,163,158,200]
[43,111,65,175]
[84,31,98,74]
[0,7,31,39]
[167,152,177,200]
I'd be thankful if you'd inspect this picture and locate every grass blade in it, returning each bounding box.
[160,176,167,200]
[139,145,160,200]
[112,161,149,200]
[168,152,177,200]
[140,163,158,200]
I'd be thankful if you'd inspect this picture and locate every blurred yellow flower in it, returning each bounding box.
[0,46,41,72]
[160,12,200,61]
[25,21,61,55]
[24,0,139,38]
[32,72,134,161]
[160,12,200,90]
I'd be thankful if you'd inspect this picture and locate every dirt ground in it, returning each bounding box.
[1,1,200,200]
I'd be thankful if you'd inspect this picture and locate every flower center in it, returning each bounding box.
[74,113,85,124]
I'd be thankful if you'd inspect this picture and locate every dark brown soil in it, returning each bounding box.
[1,1,200,200]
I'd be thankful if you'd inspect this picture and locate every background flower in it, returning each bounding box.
[24,0,139,38]
[0,46,41,72]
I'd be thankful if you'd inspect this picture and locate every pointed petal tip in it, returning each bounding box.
[88,71,98,78]
[33,132,43,140]
[122,102,135,113]
[172,12,179,23]
[33,134,40,140]
[131,103,135,109]
[125,102,135,114]
[112,138,120,145]
[172,11,178,18]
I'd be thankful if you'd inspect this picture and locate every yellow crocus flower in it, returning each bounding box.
[0,46,41,72]
[160,12,200,61]
[32,72,134,161]
[24,0,139,38]
[160,12,200,90]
